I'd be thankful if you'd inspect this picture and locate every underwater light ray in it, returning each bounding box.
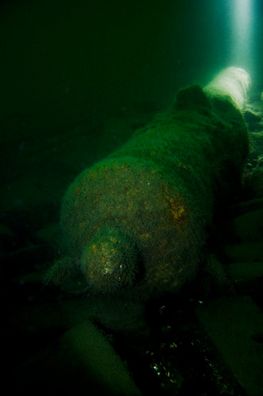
[231,0,253,75]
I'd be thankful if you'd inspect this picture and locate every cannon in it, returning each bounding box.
[47,67,250,300]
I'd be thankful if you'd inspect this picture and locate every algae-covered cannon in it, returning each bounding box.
[48,67,250,300]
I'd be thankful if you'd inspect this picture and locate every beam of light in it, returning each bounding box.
[231,0,253,76]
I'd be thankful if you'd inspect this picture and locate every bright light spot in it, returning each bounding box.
[205,66,251,110]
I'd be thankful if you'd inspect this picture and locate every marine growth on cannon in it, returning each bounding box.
[46,67,250,301]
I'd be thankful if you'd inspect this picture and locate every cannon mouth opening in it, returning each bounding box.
[204,66,251,110]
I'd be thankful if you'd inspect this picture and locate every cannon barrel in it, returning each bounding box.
[51,67,250,300]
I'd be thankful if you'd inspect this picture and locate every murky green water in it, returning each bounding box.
[1,1,263,395]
